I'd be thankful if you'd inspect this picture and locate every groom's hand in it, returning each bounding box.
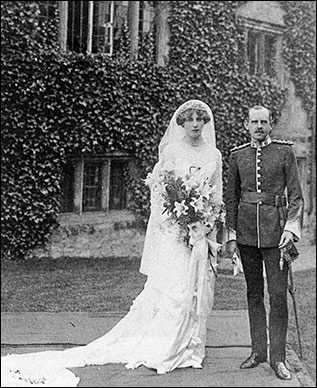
[278,231,294,249]
[226,240,237,259]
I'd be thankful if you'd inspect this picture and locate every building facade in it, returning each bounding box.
[32,1,315,259]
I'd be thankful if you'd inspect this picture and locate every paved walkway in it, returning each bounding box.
[1,243,315,387]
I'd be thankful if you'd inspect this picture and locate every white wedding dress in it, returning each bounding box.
[1,140,223,387]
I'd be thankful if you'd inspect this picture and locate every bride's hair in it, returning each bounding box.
[176,108,211,126]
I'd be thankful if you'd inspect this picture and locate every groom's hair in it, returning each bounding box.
[176,108,211,126]
[245,105,273,124]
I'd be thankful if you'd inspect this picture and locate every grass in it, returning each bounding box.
[1,257,146,312]
[1,256,315,384]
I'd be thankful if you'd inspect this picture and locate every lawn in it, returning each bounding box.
[1,256,315,384]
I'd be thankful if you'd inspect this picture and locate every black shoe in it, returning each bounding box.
[240,353,267,369]
[271,362,292,380]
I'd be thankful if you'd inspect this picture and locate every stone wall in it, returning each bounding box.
[31,211,146,259]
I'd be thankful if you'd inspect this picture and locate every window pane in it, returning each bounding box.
[67,1,89,53]
[247,30,259,75]
[83,163,102,211]
[138,1,145,46]
[92,1,115,54]
[60,160,75,212]
[38,1,57,20]
[109,160,127,210]
[264,34,276,76]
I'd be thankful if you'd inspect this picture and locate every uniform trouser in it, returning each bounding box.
[238,244,289,364]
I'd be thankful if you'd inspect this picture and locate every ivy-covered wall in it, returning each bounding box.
[1,1,175,259]
[282,1,316,117]
[1,1,315,260]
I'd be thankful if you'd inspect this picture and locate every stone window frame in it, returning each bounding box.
[237,17,286,85]
[61,154,131,215]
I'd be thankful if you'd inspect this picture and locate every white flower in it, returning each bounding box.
[190,196,205,212]
[197,181,213,199]
[144,166,167,189]
[173,200,189,217]
[143,172,157,188]
[155,181,167,196]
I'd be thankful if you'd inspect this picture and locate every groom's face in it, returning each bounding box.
[183,111,204,139]
[245,107,272,142]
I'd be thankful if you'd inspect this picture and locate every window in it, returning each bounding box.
[247,30,258,75]
[67,1,89,54]
[38,1,56,21]
[264,34,276,76]
[138,1,145,47]
[236,2,285,81]
[109,160,127,210]
[83,162,102,211]
[92,1,116,55]
[56,2,160,60]
[247,30,277,76]
[66,1,116,55]
[60,157,129,214]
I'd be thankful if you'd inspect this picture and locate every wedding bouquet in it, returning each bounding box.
[144,161,224,246]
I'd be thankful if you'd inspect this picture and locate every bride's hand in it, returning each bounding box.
[225,240,238,259]
[217,243,228,262]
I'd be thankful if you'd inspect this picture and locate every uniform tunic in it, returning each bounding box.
[226,138,304,248]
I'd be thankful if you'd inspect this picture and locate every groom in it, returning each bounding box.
[225,105,304,380]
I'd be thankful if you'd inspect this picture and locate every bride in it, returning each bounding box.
[1,100,224,387]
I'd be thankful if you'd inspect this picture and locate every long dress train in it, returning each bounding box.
[1,141,222,387]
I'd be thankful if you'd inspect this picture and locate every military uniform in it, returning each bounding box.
[225,137,304,365]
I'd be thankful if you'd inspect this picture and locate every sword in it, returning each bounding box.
[288,262,303,359]
[277,202,304,358]
[281,243,303,359]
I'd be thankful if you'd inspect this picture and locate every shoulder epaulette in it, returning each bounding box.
[230,142,250,153]
[272,139,294,146]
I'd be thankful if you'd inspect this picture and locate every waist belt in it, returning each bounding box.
[241,192,286,207]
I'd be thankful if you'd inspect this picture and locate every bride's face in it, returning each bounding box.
[183,111,204,139]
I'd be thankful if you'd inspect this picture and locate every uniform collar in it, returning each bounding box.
[250,137,272,149]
